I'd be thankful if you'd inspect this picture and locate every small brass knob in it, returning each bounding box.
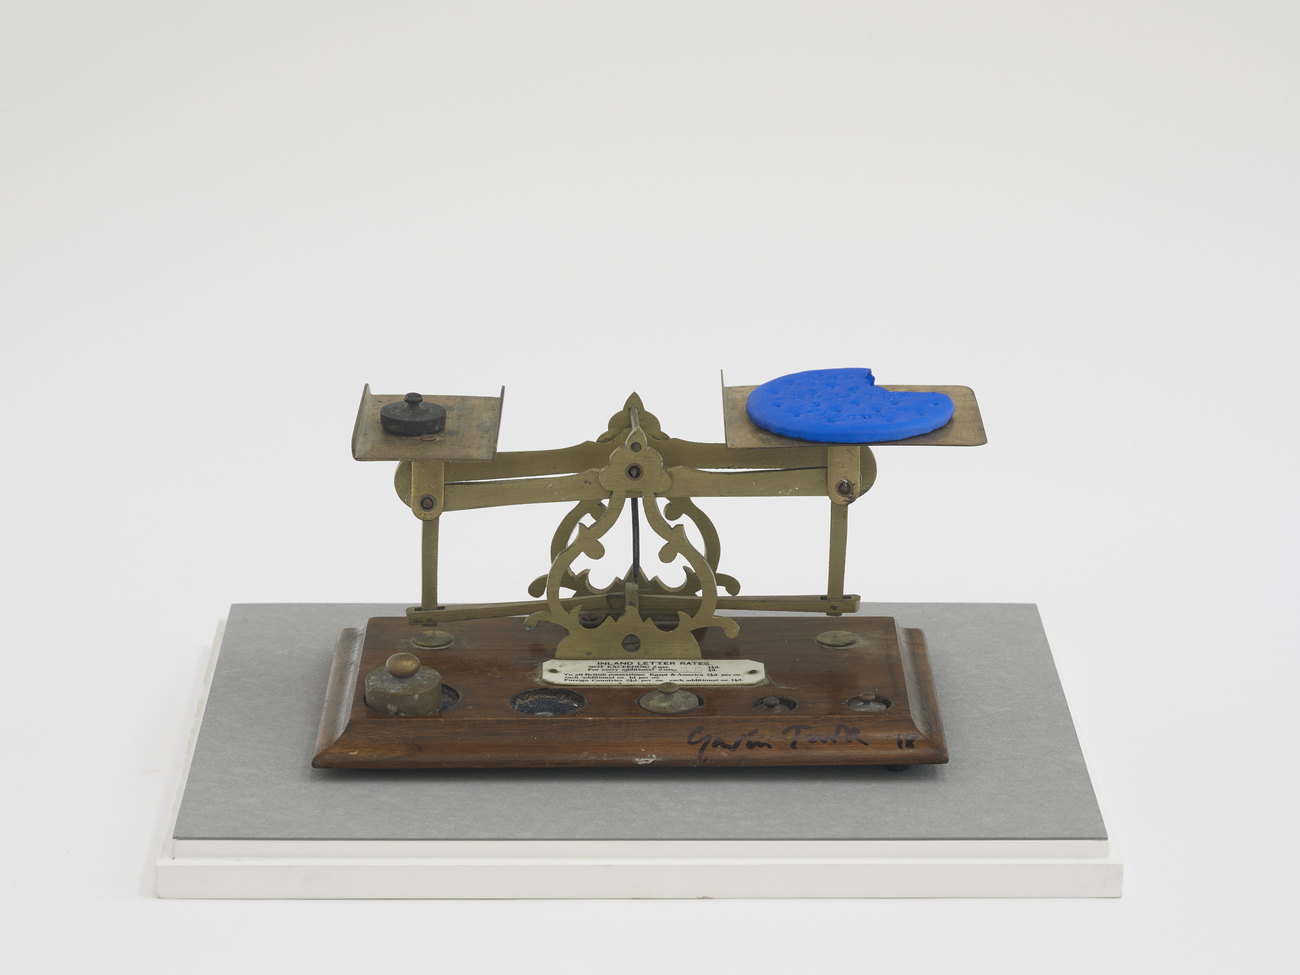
[386,652,422,678]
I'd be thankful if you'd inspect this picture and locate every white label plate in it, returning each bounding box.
[540,659,766,686]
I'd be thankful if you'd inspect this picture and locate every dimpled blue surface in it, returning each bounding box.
[746,368,955,443]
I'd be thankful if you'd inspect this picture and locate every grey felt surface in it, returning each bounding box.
[174,603,1106,842]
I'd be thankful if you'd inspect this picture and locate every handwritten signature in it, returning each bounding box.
[685,727,774,762]
[685,724,873,762]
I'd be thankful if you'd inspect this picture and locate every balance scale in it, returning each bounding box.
[313,371,986,770]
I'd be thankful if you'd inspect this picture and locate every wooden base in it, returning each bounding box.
[313,615,947,769]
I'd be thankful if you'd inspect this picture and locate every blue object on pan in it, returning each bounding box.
[745,368,955,443]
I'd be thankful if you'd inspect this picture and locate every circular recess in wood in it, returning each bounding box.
[510,687,586,717]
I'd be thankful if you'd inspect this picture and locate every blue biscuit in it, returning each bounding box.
[746,368,955,443]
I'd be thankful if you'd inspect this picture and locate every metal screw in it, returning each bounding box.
[817,629,856,648]
[626,464,643,480]
[836,479,855,498]
[419,494,436,510]
[753,694,796,713]
[622,634,641,652]
[630,442,643,452]
[847,692,890,713]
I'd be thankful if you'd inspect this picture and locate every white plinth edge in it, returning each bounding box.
[158,836,1121,898]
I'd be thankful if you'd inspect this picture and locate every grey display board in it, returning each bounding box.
[175,602,1106,844]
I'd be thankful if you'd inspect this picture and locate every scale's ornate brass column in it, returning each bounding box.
[524,401,740,659]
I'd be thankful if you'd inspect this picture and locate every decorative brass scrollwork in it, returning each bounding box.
[525,398,741,659]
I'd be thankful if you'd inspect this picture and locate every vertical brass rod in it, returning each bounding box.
[631,497,641,582]
[827,501,848,600]
[421,517,440,610]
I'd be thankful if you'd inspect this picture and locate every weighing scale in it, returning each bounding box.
[313,370,986,770]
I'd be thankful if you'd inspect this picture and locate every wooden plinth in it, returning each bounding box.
[312,616,947,769]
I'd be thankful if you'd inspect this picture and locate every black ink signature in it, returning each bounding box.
[685,727,775,763]
[780,724,871,748]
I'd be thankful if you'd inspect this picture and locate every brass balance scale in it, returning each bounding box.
[313,373,985,769]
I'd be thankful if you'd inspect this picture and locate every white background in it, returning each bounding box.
[3,2,1296,971]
